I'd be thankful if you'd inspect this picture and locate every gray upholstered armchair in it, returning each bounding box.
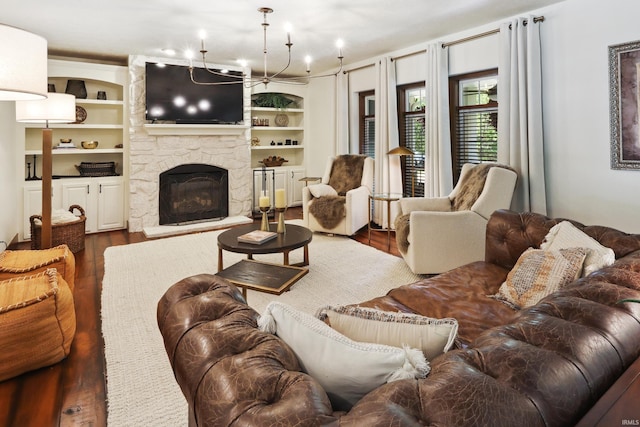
[395,163,517,274]
[302,155,374,236]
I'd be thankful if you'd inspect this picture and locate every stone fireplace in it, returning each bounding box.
[127,55,252,233]
[159,164,228,225]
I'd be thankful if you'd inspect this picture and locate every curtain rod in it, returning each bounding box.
[344,15,545,72]
[442,15,544,48]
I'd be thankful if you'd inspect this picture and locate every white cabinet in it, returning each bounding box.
[22,176,125,240]
[61,177,125,232]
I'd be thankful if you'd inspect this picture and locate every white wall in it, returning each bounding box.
[541,0,640,232]
[306,0,640,233]
[0,102,18,247]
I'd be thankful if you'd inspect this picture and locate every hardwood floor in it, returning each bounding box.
[0,208,399,426]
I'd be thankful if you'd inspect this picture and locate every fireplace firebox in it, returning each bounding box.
[159,164,228,225]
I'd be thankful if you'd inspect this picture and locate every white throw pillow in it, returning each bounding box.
[258,302,429,410]
[540,221,615,277]
[317,306,458,361]
[308,184,338,198]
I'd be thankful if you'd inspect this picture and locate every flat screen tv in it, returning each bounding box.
[145,62,244,124]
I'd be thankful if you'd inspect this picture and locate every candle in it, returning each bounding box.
[259,195,270,208]
[275,188,286,208]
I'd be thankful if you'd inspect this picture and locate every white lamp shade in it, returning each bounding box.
[0,24,48,101]
[16,92,76,123]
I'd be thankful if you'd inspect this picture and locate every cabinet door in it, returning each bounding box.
[61,180,94,232]
[22,183,62,240]
[253,169,276,211]
[274,169,287,196]
[23,186,42,240]
[288,168,306,206]
[97,179,125,231]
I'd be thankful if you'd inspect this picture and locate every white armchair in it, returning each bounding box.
[303,155,374,236]
[395,163,517,274]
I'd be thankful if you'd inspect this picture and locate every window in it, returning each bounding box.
[449,70,498,183]
[359,91,375,158]
[398,84,426,197]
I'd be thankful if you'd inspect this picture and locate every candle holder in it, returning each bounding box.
[260,206,271,231]
[275,207,286,233]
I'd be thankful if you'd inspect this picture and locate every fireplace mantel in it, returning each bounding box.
[143,124,249,136]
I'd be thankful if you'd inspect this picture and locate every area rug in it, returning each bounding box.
[101,220,419,426]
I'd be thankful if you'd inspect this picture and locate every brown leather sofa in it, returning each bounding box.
[157,210,640,426]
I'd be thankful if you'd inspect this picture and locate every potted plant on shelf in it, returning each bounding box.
[252,93,295,127]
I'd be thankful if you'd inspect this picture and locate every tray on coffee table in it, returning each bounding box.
[216,259,308,300]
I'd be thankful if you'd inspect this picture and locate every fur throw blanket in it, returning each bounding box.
[328,155,366,196]
[395,163,516,254]
[308,195,347,229]
[308,155,367,229]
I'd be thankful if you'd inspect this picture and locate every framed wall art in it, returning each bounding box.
[609,40,640,170]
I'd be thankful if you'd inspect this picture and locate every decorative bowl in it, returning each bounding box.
[60,138,72,143]
[81,140,99,149]
[260,156,288,167]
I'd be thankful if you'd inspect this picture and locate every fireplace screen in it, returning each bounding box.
[159,164,228,225]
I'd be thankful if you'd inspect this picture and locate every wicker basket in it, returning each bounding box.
[30,205,86,253]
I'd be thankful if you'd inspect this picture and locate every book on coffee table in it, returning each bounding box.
[237,229,278,245]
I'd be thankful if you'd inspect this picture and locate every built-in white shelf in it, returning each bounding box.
[251,107,304,113]
[252,127,304,131]
[26,148,124,155]
[143,124,249,136]
[251,145,303,150]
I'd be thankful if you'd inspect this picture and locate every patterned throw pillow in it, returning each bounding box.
[492,247,588,309]
[258,302,429,411]
[540,221,615,277]
[317,306,458,361]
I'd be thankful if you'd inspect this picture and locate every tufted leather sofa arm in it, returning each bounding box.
[157,274,337,427]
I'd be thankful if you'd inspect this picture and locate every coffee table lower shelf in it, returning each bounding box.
[215,259,308,300]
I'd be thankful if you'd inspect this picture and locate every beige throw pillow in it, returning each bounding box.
[308,183,338,198]
[540,221,615,277]
[317,306,458,361]
[492,247,588,309]
[258,302,429,410]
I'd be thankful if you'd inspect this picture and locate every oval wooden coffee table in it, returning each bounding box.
[217,223,312,272]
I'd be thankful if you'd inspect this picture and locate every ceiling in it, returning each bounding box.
[3,0,564,76]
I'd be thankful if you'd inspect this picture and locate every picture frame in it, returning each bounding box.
[609,40,640,170]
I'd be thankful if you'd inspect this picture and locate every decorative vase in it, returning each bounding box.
[274,113,289,127]
[65,79,87,99]
[47,83,56,93]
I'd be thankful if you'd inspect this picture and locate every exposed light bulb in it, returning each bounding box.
[336,39,344,58]
[305,55,312,72]
[237,59,248,67]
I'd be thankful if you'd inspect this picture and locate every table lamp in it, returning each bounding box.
[16,93,76,249]
[387,146,415,196]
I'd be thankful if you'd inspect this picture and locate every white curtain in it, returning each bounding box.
[497,16,546,214]
[373,57,402,227]
[425,42,453,197]
[335,71,350,154]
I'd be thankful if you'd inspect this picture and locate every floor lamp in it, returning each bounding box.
[387,146,416,197]
[15,93,76,249]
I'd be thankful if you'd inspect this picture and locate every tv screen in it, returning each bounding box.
[145,62,244,124]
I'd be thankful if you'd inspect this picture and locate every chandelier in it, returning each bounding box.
[188,7,344,88]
